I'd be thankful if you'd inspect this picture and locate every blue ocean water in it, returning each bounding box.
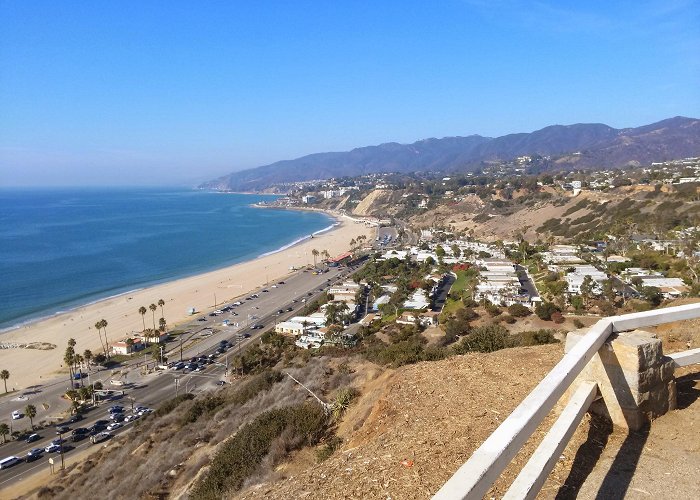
[0,188,333,329]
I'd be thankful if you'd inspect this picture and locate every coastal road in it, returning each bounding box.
[0,263,358,490]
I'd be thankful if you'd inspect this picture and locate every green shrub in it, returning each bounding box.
[507,303,531,317]
[573,319,585,329]
[535,301,560,321]
[316,436,343,462]
[180,395,226,425]
[191,403,328,499]
[454,325,513,354]
[517,329,560,346]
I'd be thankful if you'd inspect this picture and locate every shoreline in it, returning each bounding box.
[0,211,373,390]
[0,208,337,334]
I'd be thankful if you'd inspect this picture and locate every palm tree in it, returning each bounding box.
[64,348,75,387]
[138,306,147,331]
[83,349,93,369]
[25,404,37,429]
[158,298,165,318]
[0,369,9,393]
[321,250,330,267]
[149,304,157,331]
[312,248,319,268]
[0,423,9,443]
[159,317,166,332]
[100,319,109,352]
[74,354,85,387]
[94,320,106,357]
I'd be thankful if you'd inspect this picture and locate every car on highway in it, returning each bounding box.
[286,307,293,312]
[109,413,125,422]
[109,405,124,413]
[251,324,263,329]
[106,422,122,431]
[26,433,41,443]
[262,289,268,292]
[197,317,207,322]
[67,413,83,423]
[90,432,111,444]
[71,428,89,441]
[44,443,61,453]
[216,380,227,386]
[278,281,285,284]
[276,309,284,315]
[243,333,251,338]
[124,414,140,423]
[55,425,71,434]
[25,448,44,462]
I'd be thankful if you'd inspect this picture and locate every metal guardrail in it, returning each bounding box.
[433,303,700,500]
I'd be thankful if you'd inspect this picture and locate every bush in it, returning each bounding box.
[507,303,531,317]
[191,403,328,499]
[229,370,283,406]
[502,315,516,324]
[484,302,502,317]
[316,436,343,463]
[155,393,195,417]
[517,329,560,346]
[535,301,560,321]
[573,319,585,329]
[180,395,226,425]
[551,311,565,324]
[454,325,513,354]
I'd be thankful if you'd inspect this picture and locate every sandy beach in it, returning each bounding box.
[0,215,373,390]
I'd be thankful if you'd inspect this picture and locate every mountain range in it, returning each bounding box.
[201,116,700,192]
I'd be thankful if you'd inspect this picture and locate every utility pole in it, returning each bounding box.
[285,372,332,415]
[180,335,183,362]
[57,429,65,471]
[175,377,179,397]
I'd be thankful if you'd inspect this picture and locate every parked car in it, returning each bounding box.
[123,414,140,423]
[11,410,22,420]
[55,425,70,434]
[106,422,122,431]
[109,413,125,422]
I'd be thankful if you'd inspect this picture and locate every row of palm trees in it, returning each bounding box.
[311,249,331,268]
[64,338,94,388]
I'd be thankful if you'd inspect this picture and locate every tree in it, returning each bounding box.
[325,302,350,326]
[435,245,446,261]
[94,320,106,357]
[580,276,595,306]
[507,303,531,318]
[641,286,663,307]
[451,244,461,259]
[159,317,167,332]
[149,303,157,331]
[0,423,9,443]
[138,306,148,331]
[312,248,319,268]
[25,404,37,429]
[158,298,165,318]
[83,349,93,369]
[64,345,75,387]
[0,369,9,393]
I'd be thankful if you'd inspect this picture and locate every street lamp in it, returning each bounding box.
[56,429,65,471]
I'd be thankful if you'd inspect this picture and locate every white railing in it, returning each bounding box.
[433,302,700,500]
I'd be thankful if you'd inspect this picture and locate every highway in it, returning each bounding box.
[0,263,356,490]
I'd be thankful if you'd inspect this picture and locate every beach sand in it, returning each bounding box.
[0,215,374,390]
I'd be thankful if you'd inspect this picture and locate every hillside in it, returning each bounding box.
[201,117,700,192]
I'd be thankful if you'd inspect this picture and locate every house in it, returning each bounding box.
[111,337,145,355]
[290,314,326,327]
[403,289,430,310]
[275,321,307,336]
[396,311,439,327]
[301,195,316,204]
[372,294,391,311]
[137,330,168,345]
[565,265,608,294]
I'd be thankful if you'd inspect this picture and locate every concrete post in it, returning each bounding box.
[565,328,676,430]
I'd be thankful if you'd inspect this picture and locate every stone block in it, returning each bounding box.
[564,328,677,431]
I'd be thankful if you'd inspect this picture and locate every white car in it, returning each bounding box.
[123,414,140,422]
[44,443,61,453]
[11,410,22,420]
[106,422,122,431]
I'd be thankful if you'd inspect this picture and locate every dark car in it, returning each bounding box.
[243,333,251,338]
[71,428,89,441]
[276,309,284,315]
[286,307,293,312]
[26,448,44,462]
[26,433,41,443]
[278,281,285,284]
[307,292,313,296]
[55,425,71,434]
[67,413,83,423]
[197,317,207,322]
[251,324,263,329]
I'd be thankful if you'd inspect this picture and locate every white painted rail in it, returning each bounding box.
[433,303,700,500]
[668,347,700,368]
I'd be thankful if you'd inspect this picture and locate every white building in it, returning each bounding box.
[403,289,430,310]
[275,321,307,336]
[565,265,608,294]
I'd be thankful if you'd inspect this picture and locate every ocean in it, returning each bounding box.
[0,188,333,330]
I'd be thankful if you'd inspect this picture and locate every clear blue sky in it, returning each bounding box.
[1,1,699,186]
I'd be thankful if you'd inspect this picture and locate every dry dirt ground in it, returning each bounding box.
[236,313,700,500]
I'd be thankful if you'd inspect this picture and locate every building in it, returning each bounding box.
[565,265,608,295]
[301,195,316,204]
[111,337,145,355]
[403,289,431,310]
[290,314,326,327]
[396,311,439,327]
[275,321,307,336]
